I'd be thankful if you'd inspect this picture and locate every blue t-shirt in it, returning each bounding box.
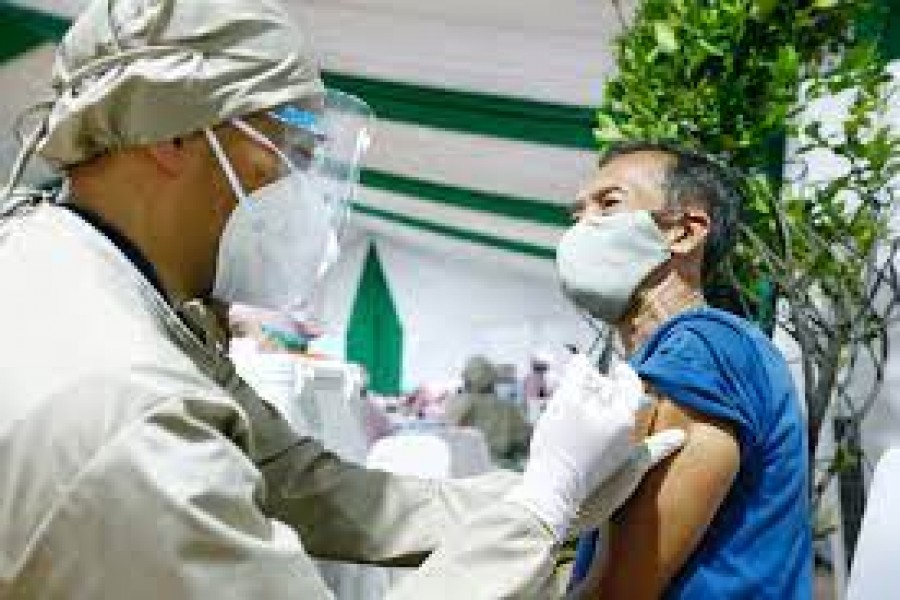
[629,307,811,599]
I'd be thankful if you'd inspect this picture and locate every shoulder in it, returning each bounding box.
[631,308,775,453]
[632,308,765,372]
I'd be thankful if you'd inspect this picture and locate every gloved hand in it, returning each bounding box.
[505,354,684,541]
[574,428,685,531]
[573,360,685,530]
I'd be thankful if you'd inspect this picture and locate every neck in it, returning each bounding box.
[618,271,706,353]
[67,183,196,305]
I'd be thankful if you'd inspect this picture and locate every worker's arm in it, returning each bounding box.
[588,396,740,599]
[258,424,570,599]
[260,438,562,598]
[41,385,552,600]
[261,354,684,598]
[257,353,689,598]
[219,361,525,569]
[260,433,533,566]
[31,394,340,599]
[248,379,562,598]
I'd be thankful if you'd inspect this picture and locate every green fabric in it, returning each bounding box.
[346,244,403,394]
[353,204,556,260]
[323,71,595,150]
[361,168,570,227]
[0,3,68,63]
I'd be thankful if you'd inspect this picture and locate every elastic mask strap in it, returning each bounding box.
[230,119,295,171]
[204,128,248,203]
[205,119,305,207]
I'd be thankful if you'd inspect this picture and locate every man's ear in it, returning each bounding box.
[669,207,710,256]
[143,138,187,177]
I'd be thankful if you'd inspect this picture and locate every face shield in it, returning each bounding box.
[267,89,374,238]
[204,89,374,312]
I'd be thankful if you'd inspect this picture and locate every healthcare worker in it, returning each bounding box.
[0,1,684,597]
[446,355,531,463]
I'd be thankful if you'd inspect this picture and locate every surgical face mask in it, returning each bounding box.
[556,210,672,323]
[205,121,340,312]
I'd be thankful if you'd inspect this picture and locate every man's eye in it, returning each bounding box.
[603,195,622,207]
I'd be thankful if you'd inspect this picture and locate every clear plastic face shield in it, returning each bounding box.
[206,88,374,232]
[203,89,374,312]
[265,89,374,237]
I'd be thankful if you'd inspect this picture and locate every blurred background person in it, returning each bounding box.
[229,303,321,354]
[446,355,531,466]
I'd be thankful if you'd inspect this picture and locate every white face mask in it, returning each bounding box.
[205,122,340,312]
[556,210,672,323]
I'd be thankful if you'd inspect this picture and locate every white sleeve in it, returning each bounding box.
[27,400,336,600]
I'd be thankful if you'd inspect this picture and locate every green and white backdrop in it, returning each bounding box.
[0,0,636,394]
[7,1,900,591]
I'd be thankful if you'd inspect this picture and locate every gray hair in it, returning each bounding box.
[599,141,744,279]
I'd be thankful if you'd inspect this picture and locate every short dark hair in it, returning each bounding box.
[598,141,743,279]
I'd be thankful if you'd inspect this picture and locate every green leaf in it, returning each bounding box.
[697,38,726,57]
[753,0,779,18]
[813,0,839,8]
[774,45,800,82]
[653,21,679,54]
[594,112,625,143]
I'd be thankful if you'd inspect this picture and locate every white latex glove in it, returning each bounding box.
[575,428,686,530]
[573,360,685,529]
[506,354,683,541]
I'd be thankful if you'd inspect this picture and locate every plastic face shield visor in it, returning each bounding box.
[266,89,374,237]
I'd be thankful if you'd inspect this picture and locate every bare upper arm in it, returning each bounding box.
[590,394,740,599]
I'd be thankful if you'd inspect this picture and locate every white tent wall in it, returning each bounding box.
[374,233,592,391]
[0,0,605,394]
[855,61,900,469]
[291,0,633,106]
[316,215,595,391]
[17,0,633,105]
[365,120,595,206]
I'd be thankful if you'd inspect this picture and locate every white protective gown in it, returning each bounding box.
[0,202,560,599]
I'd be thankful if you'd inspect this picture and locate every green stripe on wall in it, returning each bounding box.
[353,203,556,260]
[0,1,588,233]
[0,4,596,151]
[361,168,572,227]
[0,2,69,63]
[324,72,596,151]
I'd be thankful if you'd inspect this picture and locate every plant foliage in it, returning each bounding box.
[599,0,900,524]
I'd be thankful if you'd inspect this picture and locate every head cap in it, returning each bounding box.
[39,0,323,166]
